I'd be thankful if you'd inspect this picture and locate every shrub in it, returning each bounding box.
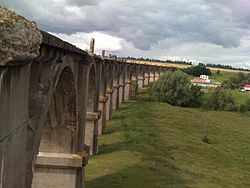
[239,104,247,113]
[151,70,203,107]
[245,98,250,111]
[202,88,236,111]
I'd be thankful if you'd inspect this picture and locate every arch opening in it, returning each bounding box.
[39,67,77,153]
[32,67,80,188]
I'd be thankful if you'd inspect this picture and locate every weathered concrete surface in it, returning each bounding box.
[0,65,30,188]
[32,152,83,188]
[124,81,131,101]
[0,8,42,65]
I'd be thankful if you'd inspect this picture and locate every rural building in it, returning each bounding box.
[243,84,250,92]
[191,75,221,88]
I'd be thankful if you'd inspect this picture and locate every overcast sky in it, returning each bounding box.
[1,0,250,68]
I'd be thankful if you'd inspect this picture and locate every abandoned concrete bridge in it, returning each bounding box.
[0,9,167,188]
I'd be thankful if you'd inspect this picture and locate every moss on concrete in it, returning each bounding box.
[0,7,42,65]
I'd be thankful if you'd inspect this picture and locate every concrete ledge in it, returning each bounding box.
[113,84,120,89]
[107,88,114,94]
[138,78,145,80]
[86,112,100,121]
[35,152,82,168]
[99,96,109,103]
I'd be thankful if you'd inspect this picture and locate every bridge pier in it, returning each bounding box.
[0,65,30,188]
[149,73,155,83]
[112,84,120,110]
[124,80,132,101]
[85,112,100,155]
[106,88,113,120]
[144,74,149,86]
[131,78,138,99]
[98,96,108,135]
[138,77,144,88]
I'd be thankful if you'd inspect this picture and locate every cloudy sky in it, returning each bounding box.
[1,0,250,68]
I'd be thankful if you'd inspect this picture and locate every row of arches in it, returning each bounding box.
[0,50,165,188]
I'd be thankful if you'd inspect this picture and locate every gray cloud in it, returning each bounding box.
[1,0,250,67]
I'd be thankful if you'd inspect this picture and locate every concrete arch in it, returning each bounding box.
[32,66,81,188]
[27,55,83,188]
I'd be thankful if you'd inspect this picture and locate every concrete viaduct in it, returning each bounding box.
[0,9,168,188]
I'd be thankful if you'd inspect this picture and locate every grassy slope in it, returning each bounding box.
[210,70,239,83]
[85,88,250,188]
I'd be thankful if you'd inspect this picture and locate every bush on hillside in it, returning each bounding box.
[202,88,237,111]
[239,104,247,113]
[245,98,250,111]
[151,70,203,107]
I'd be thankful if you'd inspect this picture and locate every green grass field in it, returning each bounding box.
[227,89,250,104]
[85,88,250,188]
[210,70,239,83]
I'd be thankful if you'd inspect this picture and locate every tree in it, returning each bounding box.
[202,88,236,111]
[151,70,203,107]
[184,64,211,76]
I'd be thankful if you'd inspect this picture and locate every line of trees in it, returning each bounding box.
[183,63,211,76]
[125,57,192,65]
[125,56,250,72]
[206,63,250,72]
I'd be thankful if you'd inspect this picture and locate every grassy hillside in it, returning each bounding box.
[210,70,239,83]
[85,88,250,188]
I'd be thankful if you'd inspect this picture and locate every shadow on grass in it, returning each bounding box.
[86,164,190,188]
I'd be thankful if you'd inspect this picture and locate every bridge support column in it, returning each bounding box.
[149,73,155,83]
[85,112,100,155]
[119,83,125,104]
[138,77,144,88]
[144,76,149,86]
[98,96,108,135]
[131,79,138,99]
[155,72,160,81]
[0,65,30,188]
[112,84,120,110]
[106,88,113,120]
[124,81,131,101]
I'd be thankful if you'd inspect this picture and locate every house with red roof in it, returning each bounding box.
[191,75,221,88]
[243,84,250,92]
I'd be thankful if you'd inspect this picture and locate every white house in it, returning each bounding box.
[191,75,221,88]
[200,75,211,83]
